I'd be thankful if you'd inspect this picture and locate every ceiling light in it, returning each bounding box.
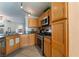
[20,6,23,8]
[20,2,23,9]
[28,14,31,16]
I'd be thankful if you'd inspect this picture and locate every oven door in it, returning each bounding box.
[37,38,41,49]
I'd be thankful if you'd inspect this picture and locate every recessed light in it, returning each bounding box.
[20,2,23,8]
[28,14,31,16]
[20,6,23,8]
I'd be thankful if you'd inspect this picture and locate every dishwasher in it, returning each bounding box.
[0,36,5,57]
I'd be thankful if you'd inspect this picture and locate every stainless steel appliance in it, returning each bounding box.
[36,34,44,55]
[41,26,51,36]
[0,37,5,57]
[0,27,5,56]
[41,16,49,26]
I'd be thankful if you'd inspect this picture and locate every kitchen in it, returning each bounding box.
[0,2,68,57]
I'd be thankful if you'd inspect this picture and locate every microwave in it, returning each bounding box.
[41,16,49,26]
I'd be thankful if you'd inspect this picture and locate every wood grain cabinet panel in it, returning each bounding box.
[51,2,68,21]
[28,34,35,46]
[52,41,64,57]
[51,20,68,56]
[42,9,49,19]
[37,17,41,27]
[44,37,51,57]
[28,18,38,27]
[14,37,20,50]
[19,35,29,48]
[5,36,15,55]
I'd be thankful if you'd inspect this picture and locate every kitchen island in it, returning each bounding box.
[1,34,20,56]
[0,33,36,56]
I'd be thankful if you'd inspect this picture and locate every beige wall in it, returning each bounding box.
[69,2,79,56]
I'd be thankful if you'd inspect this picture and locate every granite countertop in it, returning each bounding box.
[28,31,36,34]
[0,35,5,38]
[44,36,51,39]
[0,36,5,42]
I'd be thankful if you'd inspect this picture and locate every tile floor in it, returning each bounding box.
[7,46,42,57]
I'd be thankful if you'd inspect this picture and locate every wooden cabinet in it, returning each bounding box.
[5,35,20,55]
[51,2,68,57]
[51,20,68,56]
[28,18,38,27]
[51,2,68,21]
[5,36,14,55]
[20,34,35,48]
[44,37,51,57]
[41,9,50,19]
[28,33,35,46]
[37,17,41,27]
[14,36,20,50]
[20,35,29,48]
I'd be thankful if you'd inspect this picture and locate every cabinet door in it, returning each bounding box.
[37,17,41,27]
[14,38,20,50]
[29,34,35,46]
[42,10,49,18]
[51,20,68,56]
[28,18,38,27]
[20,35,29,48]
[44,37,51,57]
[6,36,14,55]
[51,2,68,21]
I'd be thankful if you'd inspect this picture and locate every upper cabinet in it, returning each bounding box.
[28,18,38,28]
[41,9,50,19]
[51,2,68,21]
[37,17,41,27]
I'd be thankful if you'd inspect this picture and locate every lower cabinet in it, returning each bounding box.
[20,34,35,48]
[28,34,35,46]
[14,37,20,50]
[2,34,36,56]
[52,42,64,57]
[5,35,20,55]
[20,35,29,48]
[44,37,51,57]
[51,20,68,56]
[5,36,15,55]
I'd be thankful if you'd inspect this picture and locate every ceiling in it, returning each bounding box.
[0,2,50,24]
[23,2,50,17]
[0,2,26,24]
